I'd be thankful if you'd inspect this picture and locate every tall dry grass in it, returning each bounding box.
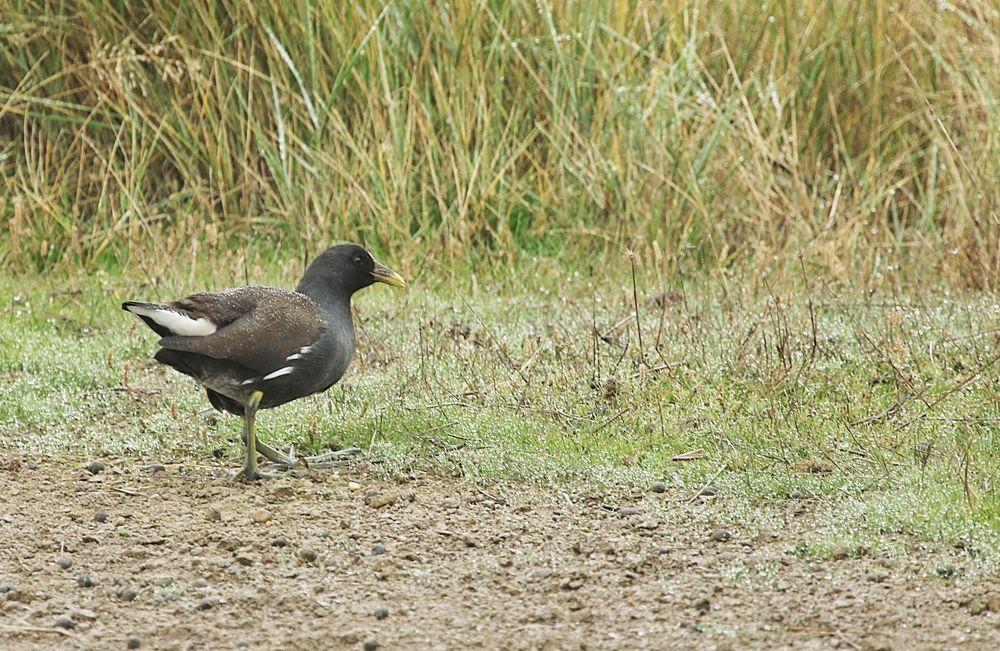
[1,1,998,285]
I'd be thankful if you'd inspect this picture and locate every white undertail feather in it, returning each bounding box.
[127,305,217,337]
[262,366,295,380]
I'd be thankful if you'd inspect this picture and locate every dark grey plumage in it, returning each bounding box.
[123,243,405,479]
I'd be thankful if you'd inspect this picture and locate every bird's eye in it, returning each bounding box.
[353,256,362,265]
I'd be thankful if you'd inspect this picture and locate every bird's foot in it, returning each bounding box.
[232,464,277,482]
[303,447,363,469]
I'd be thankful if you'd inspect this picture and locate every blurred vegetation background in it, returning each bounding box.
[1,0,998,285]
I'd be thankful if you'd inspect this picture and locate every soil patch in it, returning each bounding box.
[1,453,998,650]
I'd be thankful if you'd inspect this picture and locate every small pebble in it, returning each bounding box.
[85,460,105,475]
[619,507,641,517]
[117,587,138,602]
[315,529,331,539]
[650,482,667,493]
[363,638,380,651]
[127,637,142,649]
[831,545,850,561]
[271,536,289,547]
[693,597,711,614]
[697,485,718,497]
[347,481,362,491]
[251,509,273,524]
[94,511,108,523]
[145,463,166,473]
[297,547,318,563]
[56,555,73,570]
[196,596,220,611]
[364,488,380,498]
[0,584,12,593]
[936,564,957,579]
[234,554,255,567]
[371,544,387,556]
[205,508,222,522]
[866,572,889,583]
[709,529,731,543]
[192,579,208,588]
[54,615,76,630]
[374,606,389,620]
[76,575,93,588]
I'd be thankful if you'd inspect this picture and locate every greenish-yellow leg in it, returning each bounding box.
[234,390,267,481]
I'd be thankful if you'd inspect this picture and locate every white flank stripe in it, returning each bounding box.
[286,353,303,361]
[240,378,257,386]
[128,306,217,336]
[263,366,295,381]
[299,345,313,354]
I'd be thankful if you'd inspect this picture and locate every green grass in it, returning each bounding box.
[3,268,1000,563]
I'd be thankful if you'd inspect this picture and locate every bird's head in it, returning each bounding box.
[299,243,406,297]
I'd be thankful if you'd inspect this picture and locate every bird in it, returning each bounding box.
[122,243,405,480]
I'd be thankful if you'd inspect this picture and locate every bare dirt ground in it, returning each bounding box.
[1,453,998,651]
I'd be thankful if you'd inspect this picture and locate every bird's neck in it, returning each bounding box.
[296,277,353,314]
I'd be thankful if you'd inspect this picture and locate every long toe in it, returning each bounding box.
[304,447,363,469]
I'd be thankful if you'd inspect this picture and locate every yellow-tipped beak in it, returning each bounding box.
[371,261,406,288]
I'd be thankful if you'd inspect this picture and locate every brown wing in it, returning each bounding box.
[157,286,325,375]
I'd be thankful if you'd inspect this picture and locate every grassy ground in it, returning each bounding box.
[2,0,1000,590]
[3,266,1000,568]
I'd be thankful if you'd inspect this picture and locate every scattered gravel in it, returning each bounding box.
[251,508,273,524]
[55,555,73,569]
[297,547,318,563]
[363,637,380,651]
[77,574,94,588]
[206,507,222,522]
[650,482,667,493]
[127,637,142,649]
[374,606,389,620]
[271,536,289,547]
[85,460,105,475]
[371,544,388,556]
